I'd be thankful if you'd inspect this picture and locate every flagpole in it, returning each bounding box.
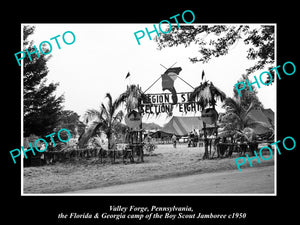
[125,72,131,86]
[143,75,162,94]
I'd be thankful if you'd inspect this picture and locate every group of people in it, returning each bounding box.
[170,131,259,157]
[187,130,199,147]
[214,136,259,157]
[171,130,202,148]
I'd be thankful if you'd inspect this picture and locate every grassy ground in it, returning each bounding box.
[23,144,274,194]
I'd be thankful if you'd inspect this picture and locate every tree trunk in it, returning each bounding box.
[107,132,111,149]
[107,132,116,163]
[138,101,144,162]
[214,121,218,158]
[139,123,144,162]
[202,122,209,159]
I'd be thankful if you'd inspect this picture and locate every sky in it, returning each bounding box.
[24,23,276,126]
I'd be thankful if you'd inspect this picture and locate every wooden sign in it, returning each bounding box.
[125,110,142,128]
[139,92,202,115]
[201,108,218,125]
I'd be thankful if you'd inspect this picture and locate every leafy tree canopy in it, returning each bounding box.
[56,110,86,137]
[155,25,274,75]
[233,74,264,109]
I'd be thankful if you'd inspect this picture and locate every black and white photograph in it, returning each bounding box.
[4,4,298,225]
[20,23,276,195]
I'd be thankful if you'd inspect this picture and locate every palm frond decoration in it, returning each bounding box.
[115,84,146,112]
[188,77,226,159]
[189,81,226,109]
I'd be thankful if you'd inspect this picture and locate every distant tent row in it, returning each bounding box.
[151,116,215,137]
[150,108,274,137]
[161,116,213,136]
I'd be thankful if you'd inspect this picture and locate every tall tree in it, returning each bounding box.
[155,25,275,76]
[233,74,263,110]
[23,25,64,137]
[79,93,124,149]
[78,84,146,149]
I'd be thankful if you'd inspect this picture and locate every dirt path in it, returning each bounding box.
[67,165,274,194]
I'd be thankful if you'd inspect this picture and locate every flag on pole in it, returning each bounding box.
[201,70,205,80]
[125,72,130,79]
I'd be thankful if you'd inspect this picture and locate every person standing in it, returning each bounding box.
[172,134,177,148]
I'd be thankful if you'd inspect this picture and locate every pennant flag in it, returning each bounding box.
[125,72,130,79]
[161,67,182,104]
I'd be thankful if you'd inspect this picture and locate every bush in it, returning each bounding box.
[143,142,157,155]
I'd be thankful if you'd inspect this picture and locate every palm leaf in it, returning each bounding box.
[189,81,209,101]
[104,93,114,117]
[245,119,270,129]
[78,121,104,148]
[115,84,146,112]
[223,97,240,110]
[241,101,255,120]
[114,92,128,109]
[235,130,251,141]
[82,109,102,124]
[221,112,241,124]
[210,83,226,102]
[189,81,226,108]
[100,102,110,121]
[113,110,124,123]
